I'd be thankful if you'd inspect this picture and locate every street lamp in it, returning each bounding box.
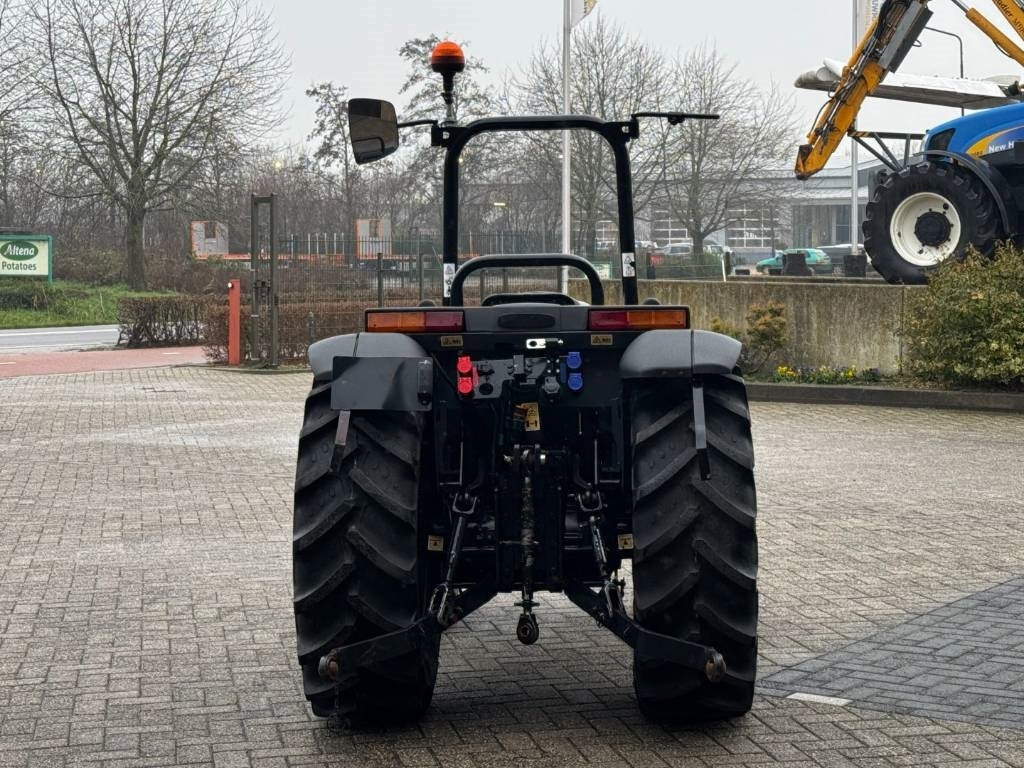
[492,201,508,254]
[923,25,965,115]
[492,201,510,289]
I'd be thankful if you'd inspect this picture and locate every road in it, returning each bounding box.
[0,323,120,352]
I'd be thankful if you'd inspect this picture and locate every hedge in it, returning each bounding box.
[116,296,213,347]
[202,301,365,363]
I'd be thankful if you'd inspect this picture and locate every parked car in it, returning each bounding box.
[703,240,732,258]
[756,247,832,275]
[817,244,880,277]
[649,242,692,266]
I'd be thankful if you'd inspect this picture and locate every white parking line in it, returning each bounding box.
[787,692,852,707]
[0,343,108,350]
[0,329,114,337]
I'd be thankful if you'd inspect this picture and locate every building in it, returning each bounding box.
[633,157,882,259]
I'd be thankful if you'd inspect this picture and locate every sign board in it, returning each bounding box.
[191,220,229,258]
[0,235,52,282]
[355,217,393,260]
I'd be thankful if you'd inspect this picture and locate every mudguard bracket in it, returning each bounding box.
[331,356,434,412]
[693,377,711,480]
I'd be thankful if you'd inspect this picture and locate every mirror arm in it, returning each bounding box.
[633,111,720,125]
[398,119,439,130]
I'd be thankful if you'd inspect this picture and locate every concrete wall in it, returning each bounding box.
[571,278,924,374]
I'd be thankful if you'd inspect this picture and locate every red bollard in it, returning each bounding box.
[227,278,241,365]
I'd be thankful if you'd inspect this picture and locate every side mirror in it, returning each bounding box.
[348,99,399,164]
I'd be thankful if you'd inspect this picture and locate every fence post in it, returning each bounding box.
[227,278,242,365]
[249,195,260,361]
[418,250,425,303]
[269,194,279,368]
[377,251,384,307]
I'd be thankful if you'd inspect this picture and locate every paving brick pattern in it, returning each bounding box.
[1,367,1023,767]
[762,578,1024,729]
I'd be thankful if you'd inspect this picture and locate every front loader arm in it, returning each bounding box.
[795,0,932,179]
[963,0,1024,67]
[795,0,1024,180]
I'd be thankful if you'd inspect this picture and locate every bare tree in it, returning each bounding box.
[29,0,288,287]
[0,0,36,226]
[658,45,797,255]
[0,1,30,123]
[306,82,365,242]
[510,16,672,253]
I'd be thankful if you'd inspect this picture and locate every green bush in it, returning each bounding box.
[0,279,87,312]
[709,301,788,374]
[903,243,1024,389]
[117,296,213,346]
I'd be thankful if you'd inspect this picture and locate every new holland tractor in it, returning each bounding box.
[291,41,759,724]
[797,0,1024,284]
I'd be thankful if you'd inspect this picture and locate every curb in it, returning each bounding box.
[746,381,1024,413]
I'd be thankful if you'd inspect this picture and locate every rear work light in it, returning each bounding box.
[365,310,465,333]
[588,308,689,331]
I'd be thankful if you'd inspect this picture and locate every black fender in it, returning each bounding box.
[308,333,434,412]
[620,329,741,379]
[924,149,1015,235]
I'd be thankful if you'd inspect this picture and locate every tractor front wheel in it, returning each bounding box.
[863,161,1001,284]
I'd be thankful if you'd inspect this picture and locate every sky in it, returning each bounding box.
[262,0,1024,166]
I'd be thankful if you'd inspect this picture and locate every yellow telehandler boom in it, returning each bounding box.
[795,0,1024,179]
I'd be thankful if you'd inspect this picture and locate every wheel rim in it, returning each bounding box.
[888,192,962,267]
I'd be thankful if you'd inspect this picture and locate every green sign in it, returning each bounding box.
[0,235,52,282]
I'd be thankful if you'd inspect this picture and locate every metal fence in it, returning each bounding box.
[239,234,727,362]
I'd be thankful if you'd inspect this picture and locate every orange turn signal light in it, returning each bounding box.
[588,308,689,331]
[366,310,465,333]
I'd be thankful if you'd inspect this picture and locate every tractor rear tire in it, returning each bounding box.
[630,376,758,722]
[863,161,1001,285]
[292,379,438,724]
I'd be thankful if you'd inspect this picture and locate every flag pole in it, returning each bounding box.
[850,0,861,275]
[560,0,571,292]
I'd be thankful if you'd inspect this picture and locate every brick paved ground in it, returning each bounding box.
[1,366,1023,767]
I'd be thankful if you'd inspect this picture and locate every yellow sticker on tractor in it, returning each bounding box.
[522,402,541,432]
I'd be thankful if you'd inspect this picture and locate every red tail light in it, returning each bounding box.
[366,310,465,332]
[588,308,689,331]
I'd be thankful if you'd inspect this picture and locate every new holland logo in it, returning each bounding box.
[0,241,38,261]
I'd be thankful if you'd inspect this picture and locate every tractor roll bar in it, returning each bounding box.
[433,116,640,306]
[448,253,605,306]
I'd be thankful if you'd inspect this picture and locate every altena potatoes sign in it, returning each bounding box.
[0,237,51,277]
